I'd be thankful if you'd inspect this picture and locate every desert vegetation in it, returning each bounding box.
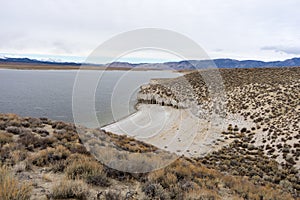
[0,166,32,200]
[0,112,297,199]
[138,68,299,164]
[136,67,300,198]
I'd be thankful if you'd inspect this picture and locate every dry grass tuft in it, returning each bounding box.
[0,166,32,200]
[65,154,112,187]
[51,179,90,200]
[0,131,13,146]
[30,145,71,166]
[105,131,158,153]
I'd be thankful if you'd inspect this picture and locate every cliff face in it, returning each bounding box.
[137,69,228,118]
[137,84,183,108]
[137,71,209,108]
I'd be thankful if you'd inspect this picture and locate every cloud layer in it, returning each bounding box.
[261,46,300,55]
[1,0,300,62]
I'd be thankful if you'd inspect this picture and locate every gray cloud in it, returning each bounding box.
[261,46,300,55]
[52,41,73,54]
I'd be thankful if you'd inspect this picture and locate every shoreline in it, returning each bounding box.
[0,63,177,72]
[101,104,243,157]
[1,63,297,72]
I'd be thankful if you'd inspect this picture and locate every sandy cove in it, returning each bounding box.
[102,104,253,157]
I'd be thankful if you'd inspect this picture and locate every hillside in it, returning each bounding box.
[0,114,295,199]
[137,67,300,197]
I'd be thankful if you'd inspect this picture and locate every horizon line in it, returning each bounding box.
[1,53,300,65]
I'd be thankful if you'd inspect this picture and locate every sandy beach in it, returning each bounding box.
[102,104,252,157]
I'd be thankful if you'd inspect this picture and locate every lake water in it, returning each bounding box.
[0,69,180,127]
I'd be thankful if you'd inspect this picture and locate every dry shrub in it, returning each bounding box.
[32,128,49,137]
[51,179,89,200]
[142,158,222,199]
[0,146,13,164]
[51,160,66,173]
[168,158,217,181]
[17,132,36,149]
[0,166,32,200]
[65,154,104,180]
[103,190,125,200]
[142,182,170,200]
[165,172,177,185]
[0,143,27,165]
[53,129,79,142]
[51,121,69,130]
[0,131,13,146]
[30,145,70,166]
[170,163,193,180]
[0,114,21,129]
[7,119,21,127]
[5,126,23,135]
[65,154,111,187]
[68,142,90,155]
[148,170,177,189]
[222,175,293,199]
[184,189,220,200]
[86,174,111,187]
[18,132,57,150]
[10,149,28,164]
[143,157,293,199]
[105,131,157,153]
[26,117,43,128]
[13,161,31,173]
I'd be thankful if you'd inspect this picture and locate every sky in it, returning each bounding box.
[1,0,300,63]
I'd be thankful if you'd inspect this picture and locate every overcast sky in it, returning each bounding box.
[1,0,300,63]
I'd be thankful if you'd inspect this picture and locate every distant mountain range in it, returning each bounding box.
[1,57,300,70]
[0,57,81,66]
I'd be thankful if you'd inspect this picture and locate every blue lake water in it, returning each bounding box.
[0,69,180,126]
